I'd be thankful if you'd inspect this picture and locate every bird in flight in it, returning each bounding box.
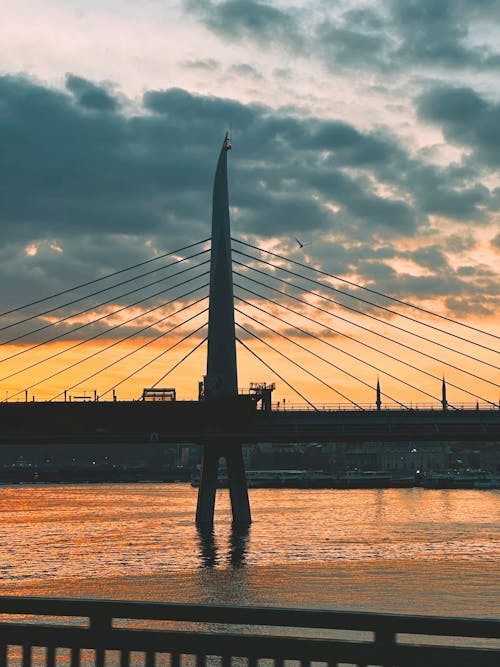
[295,237,311,249]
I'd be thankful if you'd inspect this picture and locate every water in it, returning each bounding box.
[0,483,498,618]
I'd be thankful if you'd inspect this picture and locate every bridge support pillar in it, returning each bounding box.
[195,446,219,524]
[196,443,251,525]
[226,444,252,524]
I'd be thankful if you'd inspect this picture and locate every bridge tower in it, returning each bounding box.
[195,134,252,525]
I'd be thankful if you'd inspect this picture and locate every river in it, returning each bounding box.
[0,483,498,618]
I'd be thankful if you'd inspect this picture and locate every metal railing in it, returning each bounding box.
[0,596,498,667]
[269,401,500,412]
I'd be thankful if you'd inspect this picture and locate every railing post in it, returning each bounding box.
[375,628,396,645]
[374,628,396,667]
[90,613,112,634]
[22,645,31,667]
[70,647,80,667]
[90,613,112,667]
[46,646,56,667]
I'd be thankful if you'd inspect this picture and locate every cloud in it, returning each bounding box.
[184,0,500,78]
[229,63,263,79]
[65,74,119,112]
[316,0,500,74]
[417,84,500,167]
[310,122,395,166]
[316,18,389,72]
[181,58,220,71]
[185,0,303,49]
[386,0,500,69]
[0,73,497,325]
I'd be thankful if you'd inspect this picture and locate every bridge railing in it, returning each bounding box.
[0,596,498,667]
[269,401,499,411]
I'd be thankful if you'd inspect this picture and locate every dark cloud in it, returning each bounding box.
[417,85,500,167]
[413,173,489,221]
[311,122,395,166]
[444,295,499,316]
[185,1,500,76]
[185,0,303,50]
[316,21,389,71]
[492,233,500,251]
[0,73,497,326]
[388,0,481,69]
[65,74,119,112]
[456,264,496,278]
[407,246,449,271]
[317,0,500,73]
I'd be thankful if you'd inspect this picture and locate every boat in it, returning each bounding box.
[421,470,500,489]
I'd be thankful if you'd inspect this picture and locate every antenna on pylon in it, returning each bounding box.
[224,126,232,151]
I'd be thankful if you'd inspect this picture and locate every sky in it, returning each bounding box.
[0,0,499,405]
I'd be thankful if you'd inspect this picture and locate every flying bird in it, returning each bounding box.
[295,237,311,249]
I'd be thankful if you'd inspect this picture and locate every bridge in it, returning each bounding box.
[0,135,499,523]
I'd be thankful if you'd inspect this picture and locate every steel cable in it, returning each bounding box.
[0,248,210,336]
[0,265,209,359]
[234,288,497,405]
[236,336,317,410]
[232,246,499,357]
[233,263,500,373]
[99,322,208,399]
[0,288,208,385]
[147,337,208,393]
[0,238,210,318]
[237,322,363,409]
[5,304,208,402]
[232,237,500,343]
[236,303,422,408]
[46,309,208,402]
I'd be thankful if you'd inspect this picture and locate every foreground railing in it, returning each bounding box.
[0,597,498,667]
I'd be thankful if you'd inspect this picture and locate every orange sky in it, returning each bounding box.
[1,306,498,409]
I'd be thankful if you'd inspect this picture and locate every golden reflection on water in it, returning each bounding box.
[0,484,498,617]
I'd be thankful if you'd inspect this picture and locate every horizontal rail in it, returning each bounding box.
[269,402,500,411]
[0,597,498,667]
[0,597,499,638]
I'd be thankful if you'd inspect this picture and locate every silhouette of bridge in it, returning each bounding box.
[0,135,499,523]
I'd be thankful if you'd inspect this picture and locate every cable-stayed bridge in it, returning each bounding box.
[0,135,499,522]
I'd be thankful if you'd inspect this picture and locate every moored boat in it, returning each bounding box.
[421,470,500,489]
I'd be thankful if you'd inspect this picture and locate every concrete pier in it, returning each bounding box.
[195,443,251,524]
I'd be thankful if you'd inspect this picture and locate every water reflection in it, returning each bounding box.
[196,524,218,568]
[229,522,250,568]
[196,522,251,569]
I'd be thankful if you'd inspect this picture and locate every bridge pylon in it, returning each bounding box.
[196,134,252,525]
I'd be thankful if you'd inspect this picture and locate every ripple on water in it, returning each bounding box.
[0,484,498,616]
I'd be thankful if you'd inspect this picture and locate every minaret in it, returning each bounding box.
[441,376,448,411]
[376,378,381,411]
[204,132,237,399]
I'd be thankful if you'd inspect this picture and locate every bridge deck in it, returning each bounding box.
[0,400,499,444]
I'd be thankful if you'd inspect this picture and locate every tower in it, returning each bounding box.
[195,134,252,525]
